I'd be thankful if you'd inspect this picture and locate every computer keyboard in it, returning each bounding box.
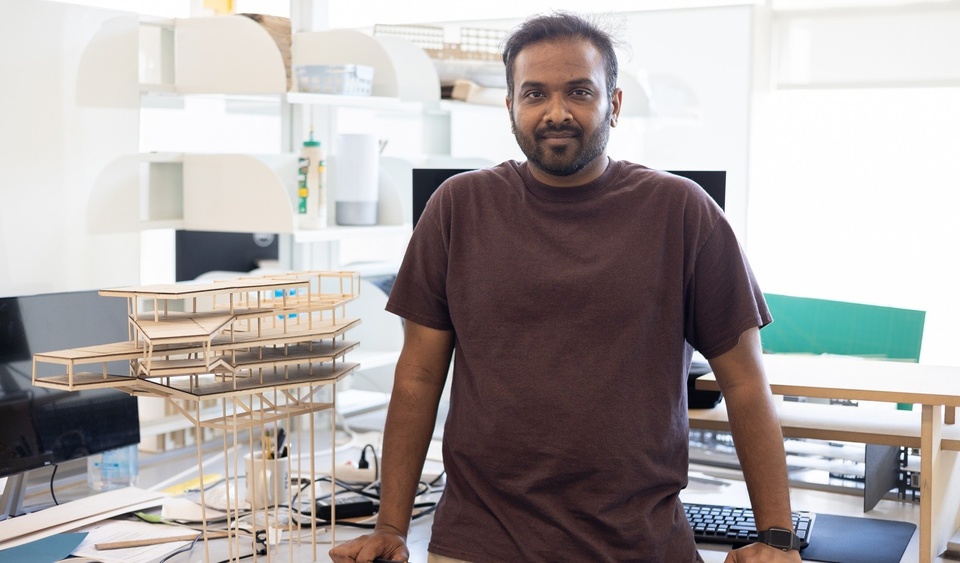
[684,502,815,548]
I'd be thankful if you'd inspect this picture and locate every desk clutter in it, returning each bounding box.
[20,270,366,561]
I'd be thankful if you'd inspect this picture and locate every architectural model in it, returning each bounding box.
[32,270,363,561]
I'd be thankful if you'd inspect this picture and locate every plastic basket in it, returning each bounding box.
[295,64,375,96]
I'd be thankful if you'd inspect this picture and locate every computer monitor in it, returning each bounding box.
[668,170,726,211]
[0,290,140,518]
[175,230,279,282]
[411,168,726,228]
[411,169,474,227]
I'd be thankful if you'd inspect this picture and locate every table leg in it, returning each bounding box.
[920,404,960,563]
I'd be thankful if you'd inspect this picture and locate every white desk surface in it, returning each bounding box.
[698,353,960,406]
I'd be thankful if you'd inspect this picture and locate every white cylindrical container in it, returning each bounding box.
[333,133,379,226]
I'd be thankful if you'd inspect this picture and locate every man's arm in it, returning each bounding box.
[708,327,801,562]
[329,319,454,562]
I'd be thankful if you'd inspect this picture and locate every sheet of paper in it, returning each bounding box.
[70,520,199,563]
[161,496,232,523]
[0,487,165,550]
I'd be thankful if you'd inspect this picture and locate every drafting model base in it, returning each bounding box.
[32,270,363,562]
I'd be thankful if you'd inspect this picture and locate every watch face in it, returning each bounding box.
[768,528,794,548]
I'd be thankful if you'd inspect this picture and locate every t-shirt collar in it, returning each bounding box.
[519,157,621,202]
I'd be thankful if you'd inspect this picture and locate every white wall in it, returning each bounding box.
[748,7,960,365]
[0,0,141,297]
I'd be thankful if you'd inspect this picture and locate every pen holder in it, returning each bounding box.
[244,451,289,509]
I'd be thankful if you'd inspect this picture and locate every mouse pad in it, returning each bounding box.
[800,514,916,563]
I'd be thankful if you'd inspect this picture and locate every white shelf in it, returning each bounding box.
[88,153,185,233]
[286,91,424,112]
[90,153,297,233]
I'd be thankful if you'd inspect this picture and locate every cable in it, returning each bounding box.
[156,528,264,563]
[287,474,443,529]
[48,464,59,506]
[358,443,379,480]
[157,532,203,563]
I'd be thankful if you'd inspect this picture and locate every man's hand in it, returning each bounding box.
[328,528,409,563]
[724,542,802,562]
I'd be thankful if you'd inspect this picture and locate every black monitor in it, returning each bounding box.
[668,170,725,211]
[411,168,726,228]
[0,290,140,518]
[175,230,279,282]
[411,169,473,227]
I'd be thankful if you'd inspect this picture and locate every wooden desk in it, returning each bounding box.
[695,353,960,563]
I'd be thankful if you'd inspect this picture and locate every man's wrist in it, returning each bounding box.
[373,522,408,539]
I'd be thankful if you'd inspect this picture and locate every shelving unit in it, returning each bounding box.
[117,16,445,238]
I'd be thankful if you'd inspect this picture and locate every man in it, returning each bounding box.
[330,11,800,563]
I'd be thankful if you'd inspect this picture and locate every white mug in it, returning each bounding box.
[244,451,289,509]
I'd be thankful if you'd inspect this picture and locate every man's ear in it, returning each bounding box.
[610,87,623,127]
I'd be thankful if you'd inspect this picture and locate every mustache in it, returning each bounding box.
[535,123,582,138]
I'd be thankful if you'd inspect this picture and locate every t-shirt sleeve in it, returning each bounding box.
[385,186,454,331]
[685,216,772,359]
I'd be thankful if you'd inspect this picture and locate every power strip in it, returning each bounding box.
[334,464,377,483]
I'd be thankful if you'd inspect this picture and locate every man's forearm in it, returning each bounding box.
[726,384,795,532]
[708,328,795,533]
[374,366,446,537]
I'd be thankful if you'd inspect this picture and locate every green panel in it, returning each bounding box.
[761,294,925,362]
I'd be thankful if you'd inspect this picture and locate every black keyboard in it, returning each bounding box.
[684,503,815,548]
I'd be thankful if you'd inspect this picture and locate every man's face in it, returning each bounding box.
[507,38,621,187]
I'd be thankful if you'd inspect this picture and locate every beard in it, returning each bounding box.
[510,110,611,177]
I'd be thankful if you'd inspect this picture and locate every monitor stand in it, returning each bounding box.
[0,473,26,521]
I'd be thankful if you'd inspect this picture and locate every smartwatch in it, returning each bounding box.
[757,527,801,551]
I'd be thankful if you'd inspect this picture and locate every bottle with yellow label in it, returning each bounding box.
[297,129,327,228]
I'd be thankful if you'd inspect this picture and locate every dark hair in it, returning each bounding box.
[502,11,619,99]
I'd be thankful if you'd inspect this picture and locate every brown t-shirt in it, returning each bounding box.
[386,159,770,562]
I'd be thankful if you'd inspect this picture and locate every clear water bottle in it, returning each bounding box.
[87,444,139,491]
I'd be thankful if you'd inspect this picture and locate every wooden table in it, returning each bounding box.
[695,353,960,563]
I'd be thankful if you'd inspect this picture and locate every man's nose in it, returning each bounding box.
[543,96,572,124]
